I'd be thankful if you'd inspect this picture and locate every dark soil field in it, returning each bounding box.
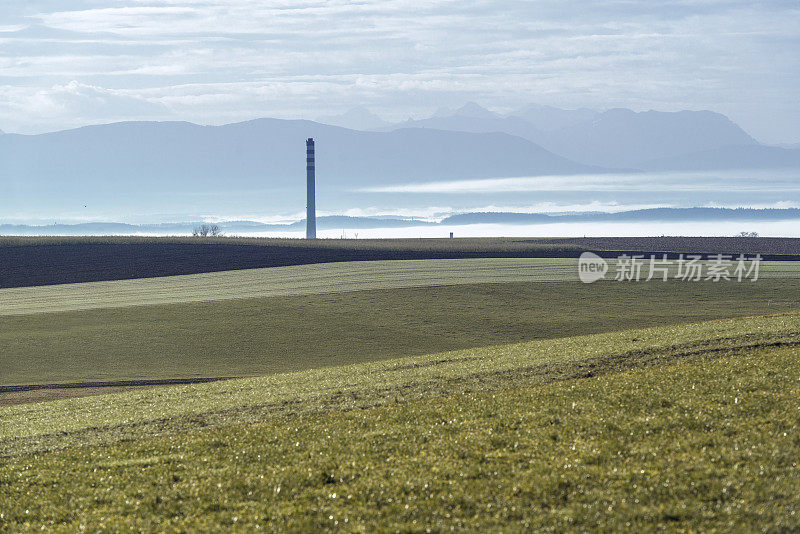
[561,236,800,255]
[2,236,799,288]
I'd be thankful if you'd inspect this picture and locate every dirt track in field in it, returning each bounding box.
[0,377,239,407]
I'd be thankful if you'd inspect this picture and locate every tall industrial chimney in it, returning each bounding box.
[306,138,316,239]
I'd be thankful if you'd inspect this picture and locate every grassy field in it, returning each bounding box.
[4,257,797,316]
[3,271,800,387]
[0,258,578,315]
[3,247,799,529]
[1,313,798,530]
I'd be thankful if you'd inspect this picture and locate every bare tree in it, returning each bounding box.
[193,224,222,237]
[738,231,759,238]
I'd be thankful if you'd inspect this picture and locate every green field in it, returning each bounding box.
[1,313,799,530]
[2,258,800,386]
[0,258,580,315]
[2,255,800,530]
[2,257,799,316]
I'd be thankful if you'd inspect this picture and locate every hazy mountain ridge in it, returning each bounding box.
[0,117,605,216]
[510,104,598,132]
[535,108,759,168]
[378,104,778,170]
[0,117,598,191]
[316,107,391,131]
[3,208,799,236]
[3,106,799,222]
[441,208,800,225]
[640,145,800,171]
[384,113,544,147]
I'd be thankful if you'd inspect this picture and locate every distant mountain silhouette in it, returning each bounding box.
[316,107,391,131]
[509,104,598,132]
[774,142,800,150]
[450,102,503,119]
[441,212,553,225]
[382,102,529,136]
[440,208,800,225]
[386,113,544,145]
[534,109,759,168]
[386,105,763,170]
[1,118,597,187]
[429,102,502,120]
[0,118,601,214]
[4,110,796,221]
[639,145,800,171]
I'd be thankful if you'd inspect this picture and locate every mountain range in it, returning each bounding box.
[377,103,794,169]
[0,118,599,208]
[2,103,799,221]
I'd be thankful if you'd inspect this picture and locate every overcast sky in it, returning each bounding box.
[1,0,798,143]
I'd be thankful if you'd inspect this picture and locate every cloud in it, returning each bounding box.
[359,171,800,194]
[0,1,797,140]
[0,81,171,131]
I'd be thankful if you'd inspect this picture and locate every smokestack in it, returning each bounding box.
[306,138,316,239]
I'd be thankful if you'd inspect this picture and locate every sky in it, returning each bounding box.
[1,0,799,144]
